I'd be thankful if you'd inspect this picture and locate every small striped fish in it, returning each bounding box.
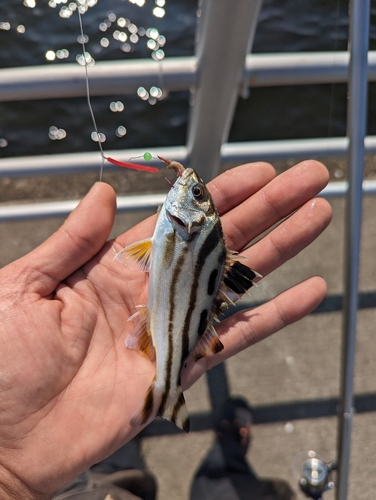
[115,159,260,432]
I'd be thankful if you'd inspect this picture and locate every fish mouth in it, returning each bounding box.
[167,210,187,229]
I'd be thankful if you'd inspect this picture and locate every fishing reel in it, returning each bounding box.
[292,451,337,500]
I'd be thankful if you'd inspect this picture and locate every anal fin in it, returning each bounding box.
[190,324,224,362]
[126,306,155,362]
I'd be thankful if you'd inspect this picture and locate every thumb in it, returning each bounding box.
[16,182,116,296]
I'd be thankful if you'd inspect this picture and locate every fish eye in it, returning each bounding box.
[192,184,205,200]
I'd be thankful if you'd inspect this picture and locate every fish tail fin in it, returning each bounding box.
[158,387,190,433]
[130,383,190,433]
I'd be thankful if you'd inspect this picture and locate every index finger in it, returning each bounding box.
[207,162,276,215]
[221,160,330,251]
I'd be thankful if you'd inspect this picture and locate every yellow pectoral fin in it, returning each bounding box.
[126,306,155,362]
[114,238,153,272]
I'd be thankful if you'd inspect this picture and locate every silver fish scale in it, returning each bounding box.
[150,202,225,389]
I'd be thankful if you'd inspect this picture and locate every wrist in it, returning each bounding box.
[0,465,50,500]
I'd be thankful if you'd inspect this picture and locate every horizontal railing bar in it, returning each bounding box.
[2,136,376,177]
[1,180,376,222]
[245,51,373,86]
[0,57,197,102]
[1,52,376,102]
[222,136,352,162]
[0,193,166,222]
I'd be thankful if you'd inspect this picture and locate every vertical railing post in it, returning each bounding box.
[187,0,262,182]
[336,1,370,499]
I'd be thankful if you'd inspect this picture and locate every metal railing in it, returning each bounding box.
[2,49,376,218]
[1,133,376,221]
[2,51,376,101]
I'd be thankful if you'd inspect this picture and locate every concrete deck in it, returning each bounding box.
[0,177,375,500]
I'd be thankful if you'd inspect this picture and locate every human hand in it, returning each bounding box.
[0,160,331,499]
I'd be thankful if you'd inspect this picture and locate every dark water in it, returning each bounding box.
[1,0,376,160]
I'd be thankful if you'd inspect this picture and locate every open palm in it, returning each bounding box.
[0,161,331,499]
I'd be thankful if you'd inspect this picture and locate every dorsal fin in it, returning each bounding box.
[224,260,261,295]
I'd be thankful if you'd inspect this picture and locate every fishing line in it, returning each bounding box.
[77,9,106,181]
[77,10,159,178]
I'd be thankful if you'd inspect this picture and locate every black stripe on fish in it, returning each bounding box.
[159,330,173,416]
[181,323,190,367]
[224,261,258,295]
[198,309,208,337]
[207,269,218,296]
[161,253,185,415]
[181,220,223,363]
[171,390,186,424]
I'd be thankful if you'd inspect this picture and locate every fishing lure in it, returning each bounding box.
[115,158,261,432]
